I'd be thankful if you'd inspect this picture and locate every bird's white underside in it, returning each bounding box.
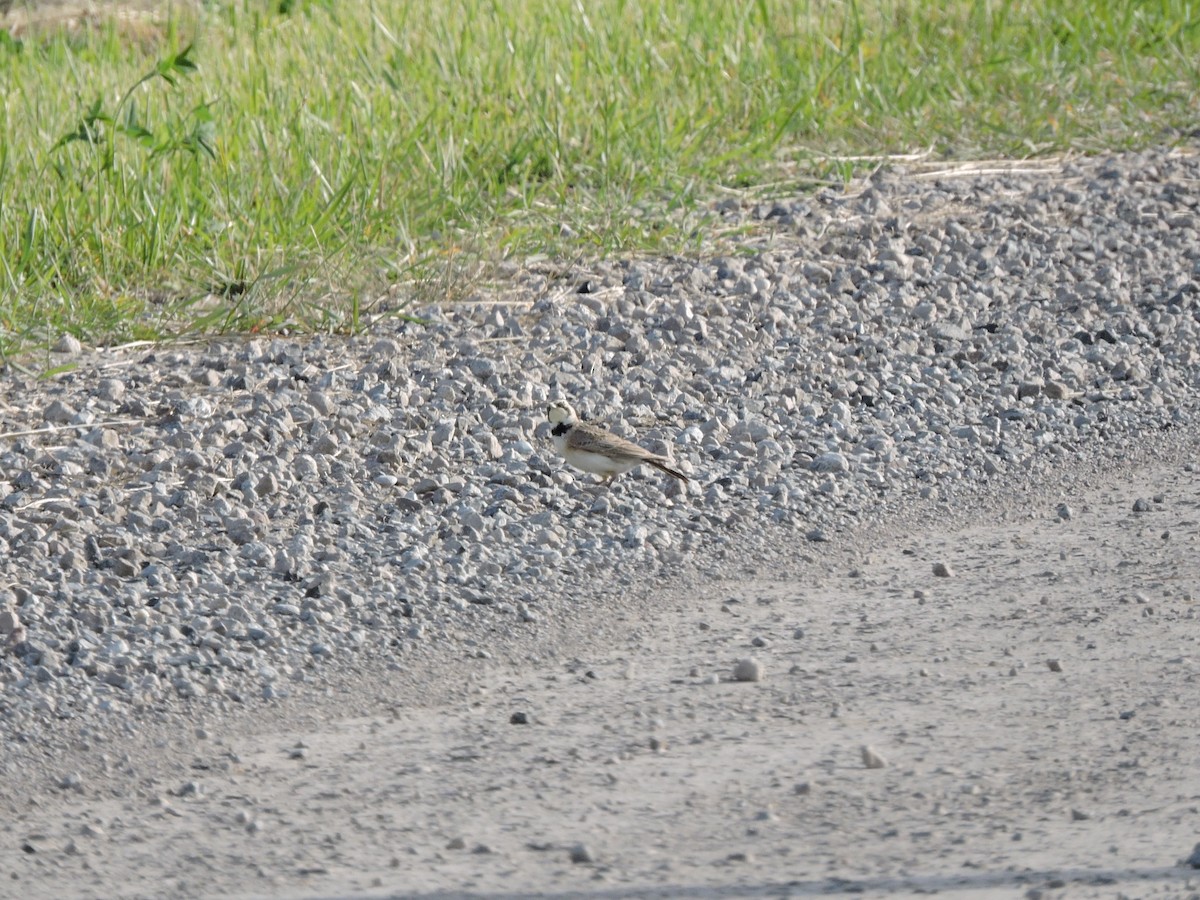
[561,447,641,477]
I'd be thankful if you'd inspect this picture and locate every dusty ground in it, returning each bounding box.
[3,447,1199,900]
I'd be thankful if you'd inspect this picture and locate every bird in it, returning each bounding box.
[546,401,688,484]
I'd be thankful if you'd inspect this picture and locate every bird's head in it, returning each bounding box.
[546,401,578,426]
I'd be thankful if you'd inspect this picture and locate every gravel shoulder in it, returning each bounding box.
[5,447,1200,899]
[4,147,1200,897]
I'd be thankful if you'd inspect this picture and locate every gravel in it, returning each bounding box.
[3,146,1200,742]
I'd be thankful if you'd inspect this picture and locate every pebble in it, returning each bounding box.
[0,148,1198,738]
[932,562,954,578]
[0,609,20,636]
[42,399,76,425]
[53,334,83,355]
[569,843,594,864]
[811,452,850,473]
[861,746,888,769]
[1047,659,1064,673]
[1044,381,1071,400]
[733,658,764,682]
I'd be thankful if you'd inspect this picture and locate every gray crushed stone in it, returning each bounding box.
[2,146,1200,739]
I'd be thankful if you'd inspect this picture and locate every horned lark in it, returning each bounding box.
[546,401,688,484]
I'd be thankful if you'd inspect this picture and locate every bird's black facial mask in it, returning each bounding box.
[551,422,571,437]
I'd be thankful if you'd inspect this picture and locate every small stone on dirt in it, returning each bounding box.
[733,658,763,682]
[53,334,83,355]
[861,746,888,769]
[569,843,594,864]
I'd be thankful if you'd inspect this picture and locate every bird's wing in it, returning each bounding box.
[566,423,659,462]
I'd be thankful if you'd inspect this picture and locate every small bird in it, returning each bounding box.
[546,401,688,484]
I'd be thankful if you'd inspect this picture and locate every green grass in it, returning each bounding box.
[1,0,1197,357]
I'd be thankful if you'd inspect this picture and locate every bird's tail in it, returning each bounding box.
[649,459,688,482]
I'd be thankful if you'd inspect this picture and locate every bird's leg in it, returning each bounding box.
[591,473,617,497]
